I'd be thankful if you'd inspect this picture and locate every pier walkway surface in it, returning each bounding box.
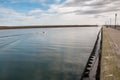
[100,27,120,80]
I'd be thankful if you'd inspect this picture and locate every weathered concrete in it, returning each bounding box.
[100,27,120,80]
[106,28,120,69]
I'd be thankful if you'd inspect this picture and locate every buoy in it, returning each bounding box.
[43,31,45,34]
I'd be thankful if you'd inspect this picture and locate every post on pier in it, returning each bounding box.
[115,13,117,29]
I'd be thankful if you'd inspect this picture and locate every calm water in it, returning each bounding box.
[0,27,100,80]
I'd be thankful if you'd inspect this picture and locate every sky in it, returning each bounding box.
[0,0,120,26]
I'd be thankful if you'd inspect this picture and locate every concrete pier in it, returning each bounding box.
[100,27,120,80]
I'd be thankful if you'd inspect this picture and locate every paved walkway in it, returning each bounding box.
[106,27,120,69]
[100,27,120,80]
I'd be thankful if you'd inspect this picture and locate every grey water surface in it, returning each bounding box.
[0,27,100,80]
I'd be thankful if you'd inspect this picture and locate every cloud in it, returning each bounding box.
[61,0,120,15]
[28,9,44,15]
[48,4,80,14]
[64,0,119,7]
[64,0,91,7]
[55,0,60,3]
[74,7,120,15]
[0,7,105,26]
[0,0,47,5]
[0,0,120,26]
[0,8,37,25]
[11,0,46,3]
[39,0,46,3]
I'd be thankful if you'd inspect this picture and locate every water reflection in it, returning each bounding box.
[0,27,100,80]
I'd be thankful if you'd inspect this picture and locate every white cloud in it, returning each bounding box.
[28,9,44,15]
[55,0,61,4]
[49,4,81,14]
[39,0,46,3]
[0,0,120,26]
[61,0,120,15]
[9,0,46,4]
[0,7,109,26]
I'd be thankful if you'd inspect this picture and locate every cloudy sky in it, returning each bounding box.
[0,0,120,26]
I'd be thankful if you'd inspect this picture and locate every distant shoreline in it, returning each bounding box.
[0,25,98,30]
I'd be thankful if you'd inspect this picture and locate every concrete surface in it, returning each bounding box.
[100,27,120,80]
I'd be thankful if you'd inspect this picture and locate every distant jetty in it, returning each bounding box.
[0,25,98,29]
